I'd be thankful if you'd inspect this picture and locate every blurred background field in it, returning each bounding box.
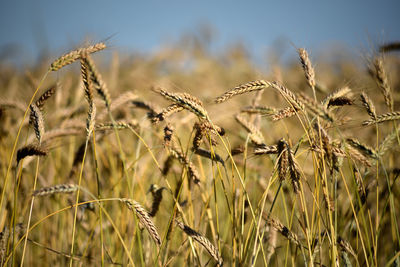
[1,1,400,266]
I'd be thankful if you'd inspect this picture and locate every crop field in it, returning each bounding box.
[0,40,399,266]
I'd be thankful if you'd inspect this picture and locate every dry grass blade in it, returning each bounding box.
[33,184,78,197]
[215,80,269,103]
[16,144,48,165]
[120,199,161,246]
[362,111,400,126]
[175,220,223,266]
[49,42,106,71]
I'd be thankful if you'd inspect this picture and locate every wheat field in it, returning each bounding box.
[0,40,399,266]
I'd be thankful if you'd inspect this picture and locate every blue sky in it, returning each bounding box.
[0,0,399,64]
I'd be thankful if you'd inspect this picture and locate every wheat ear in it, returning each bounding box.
[49,42,106,71]
[33,184,79,197]
[175,220,223,266]
[215,80,269,103]
[120,199,162,246]
[362,111,400,126]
